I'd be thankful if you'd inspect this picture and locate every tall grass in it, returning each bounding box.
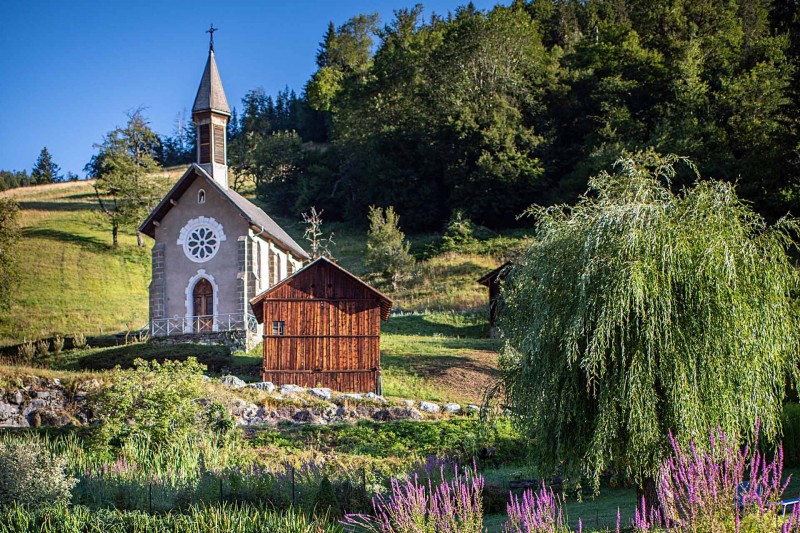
[0,502,342,533]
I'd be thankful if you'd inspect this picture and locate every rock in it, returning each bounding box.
[36,409,71,426]
[22,399,48,417]
[202,375,211,382]
[32,391,51,400]
[220,375,246,389]
[309,388,333,401]
[8,390,23,405]
[364,392,387,403]
[388,407,422,420]
[0,402,18,421]
[293,410,322,423]
[77,379,101,391]
[401,399,415,407]
[248,381,276,392]
[443,403,461,414]
[466,404,481,412]
[419,401,440,414]
[337,393,363,402]
[280,384,305,395]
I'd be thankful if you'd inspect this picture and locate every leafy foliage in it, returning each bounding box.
[0,198,19,311]
[500,152,800,492]
[85,109,166,246]
[92,357,210,450]
[224,0,799,231]
[365,206,415,291]
[0,437,77,507]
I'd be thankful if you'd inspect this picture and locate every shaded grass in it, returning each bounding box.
[38,342,231,373]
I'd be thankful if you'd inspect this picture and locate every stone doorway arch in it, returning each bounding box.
[193,278,214,332]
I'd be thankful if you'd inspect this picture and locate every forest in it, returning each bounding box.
[155,0,800,231]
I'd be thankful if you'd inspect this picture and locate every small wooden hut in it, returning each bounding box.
[249,257,392,393]
[477,261,512,338]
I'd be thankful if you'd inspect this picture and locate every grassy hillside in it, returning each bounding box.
[1,177,527,347]
[0,181,151,346]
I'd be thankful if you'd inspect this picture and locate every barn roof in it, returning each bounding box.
[138,164,310,259]
[250,256,393,322]
[477,261,513,286]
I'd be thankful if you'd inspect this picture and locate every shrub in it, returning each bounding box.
[504,484,570,533]
[92,357,206,450]
[72,332,88,350]
[342,464,484,533]
[16,340,34,362]
[633,425,788,531]
[52,334,64,355]
[0,437,77,506]
[35,339,49,357]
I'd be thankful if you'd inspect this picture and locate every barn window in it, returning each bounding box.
[197,189,206,204]
[272,321,285,335]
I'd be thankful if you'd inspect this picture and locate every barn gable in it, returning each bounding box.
[250,257,392,322]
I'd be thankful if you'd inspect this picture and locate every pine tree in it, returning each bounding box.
[31,147,62,184]
[365,206,415,291]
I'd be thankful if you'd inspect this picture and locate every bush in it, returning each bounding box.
[0,437,77,506]
[72,332,88,350]
[92,357,207,450]
[52,334,64,355]
[17,340,34,362]
[342,465,484,533]
[504,484,570,533]
[35,339,49,357]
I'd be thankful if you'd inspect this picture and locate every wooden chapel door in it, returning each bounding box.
[193,279,214,332]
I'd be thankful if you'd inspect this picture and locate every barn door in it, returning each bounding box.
[193,279,214,332]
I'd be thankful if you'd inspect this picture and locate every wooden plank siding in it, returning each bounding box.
[252,258,392,393]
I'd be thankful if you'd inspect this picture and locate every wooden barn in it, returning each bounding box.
[477,261,512,338]
[249,256,392,393]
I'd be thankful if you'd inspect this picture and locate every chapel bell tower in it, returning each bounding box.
[192,25,231,188]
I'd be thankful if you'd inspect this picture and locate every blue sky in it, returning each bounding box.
[0,0,503,177]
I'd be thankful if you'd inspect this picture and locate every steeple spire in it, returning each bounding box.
[192,28,230,188]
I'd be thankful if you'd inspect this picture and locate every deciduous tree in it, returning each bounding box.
[499,152,800,503]
[0,199,19,311]
[85,109,164,247]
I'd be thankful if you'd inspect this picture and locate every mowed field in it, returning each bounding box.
[0,179,512,405]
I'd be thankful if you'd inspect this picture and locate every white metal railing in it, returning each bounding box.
[150,313,258,337]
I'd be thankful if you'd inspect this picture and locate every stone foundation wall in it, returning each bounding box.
[151,329,255,351]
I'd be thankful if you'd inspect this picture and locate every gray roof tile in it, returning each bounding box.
[192,50,230,115]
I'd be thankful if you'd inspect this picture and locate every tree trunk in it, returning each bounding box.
[112,224,118,247]
[636,476,662,523]
[137,232,144,247]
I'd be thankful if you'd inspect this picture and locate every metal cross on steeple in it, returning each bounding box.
[206,24,218,51]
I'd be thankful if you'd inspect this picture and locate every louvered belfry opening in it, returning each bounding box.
[213,124,225,164]
[198,124,211,164]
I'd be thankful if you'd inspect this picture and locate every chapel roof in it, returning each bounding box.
[138,164,310,260]
[192,49,231,116]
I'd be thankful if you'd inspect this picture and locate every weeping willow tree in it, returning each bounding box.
[500,151,800,497]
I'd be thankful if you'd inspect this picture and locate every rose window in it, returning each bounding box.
[177,217,226,263]
[185,226,219,261]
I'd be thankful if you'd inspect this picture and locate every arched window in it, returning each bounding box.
[198,189,206,204]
